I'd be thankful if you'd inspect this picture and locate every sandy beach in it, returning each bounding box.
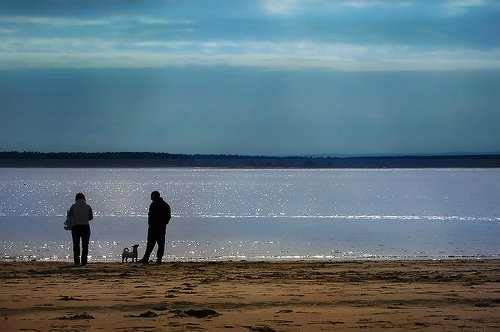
[1,260,499,331]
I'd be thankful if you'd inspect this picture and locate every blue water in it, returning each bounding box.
[0,168,499,261]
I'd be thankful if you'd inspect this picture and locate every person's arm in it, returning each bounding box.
[165,203,171,224]
[88,206,94,221]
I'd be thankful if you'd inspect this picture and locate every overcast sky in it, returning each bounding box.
[1,0,499,156]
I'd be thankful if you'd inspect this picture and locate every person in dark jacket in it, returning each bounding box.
[69,192,93,266]
[138,191,171,264]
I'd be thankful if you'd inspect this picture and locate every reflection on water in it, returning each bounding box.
[1,216,498,261]
[0,168,499,261]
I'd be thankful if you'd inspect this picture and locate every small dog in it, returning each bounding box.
[121,244,139,263]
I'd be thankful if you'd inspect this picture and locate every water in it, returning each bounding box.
[0,168,499,261]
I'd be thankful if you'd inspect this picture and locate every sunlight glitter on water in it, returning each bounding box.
[1,168,499,261]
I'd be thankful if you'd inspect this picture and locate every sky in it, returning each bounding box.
[0,0,499,156]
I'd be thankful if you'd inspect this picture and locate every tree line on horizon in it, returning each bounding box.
[1,151,500,159]
[0,151,499,168]
[0,151,301,160]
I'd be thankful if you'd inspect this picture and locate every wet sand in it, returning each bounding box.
[1,260,499,331]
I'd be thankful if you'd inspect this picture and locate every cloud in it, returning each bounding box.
[0,15,105,26]
[0,28,15,34]
[1,38,499,71]
[260,0,414,14]
[443,0,492,15]
[446,0,487,7]
[0,15,193,28]
[261,0,312,15]
[342,1,398,9]
[1,4,498,72]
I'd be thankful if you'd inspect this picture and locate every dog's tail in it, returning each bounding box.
[123,248,130,252]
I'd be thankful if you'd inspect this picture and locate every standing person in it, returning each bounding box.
[138,191,171,264]
[69,193,93,266]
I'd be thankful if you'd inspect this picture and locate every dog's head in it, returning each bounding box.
[132,244,139,249]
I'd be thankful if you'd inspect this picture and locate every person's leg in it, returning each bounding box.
[81,225,91,265]
[139,227,156,263]
[156,228,166,263]
[71,228,81,265]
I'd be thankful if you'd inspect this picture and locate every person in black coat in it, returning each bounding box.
[138,191,171,264]
[68,193,93,266]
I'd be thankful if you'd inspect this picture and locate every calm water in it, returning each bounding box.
[0,168,499,261]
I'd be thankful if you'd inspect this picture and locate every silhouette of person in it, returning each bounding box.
[68,193,93,266]
[138,191,171,264]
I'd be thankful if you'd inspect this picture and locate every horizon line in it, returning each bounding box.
[2,151,500,159]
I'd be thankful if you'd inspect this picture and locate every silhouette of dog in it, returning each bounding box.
[121,244,139,262]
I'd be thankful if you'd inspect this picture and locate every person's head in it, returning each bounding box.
[75,193,86,201]
[151,191,161,200]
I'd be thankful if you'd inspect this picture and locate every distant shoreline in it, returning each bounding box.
[1,151,499,168]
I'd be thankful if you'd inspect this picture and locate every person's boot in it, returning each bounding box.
[138,257,149,264]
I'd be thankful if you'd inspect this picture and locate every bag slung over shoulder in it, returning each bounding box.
[64,210,75,231]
